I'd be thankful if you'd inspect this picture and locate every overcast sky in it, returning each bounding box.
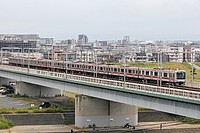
[0,0,200,41]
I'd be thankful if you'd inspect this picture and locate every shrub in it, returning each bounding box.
[0,118,13,129]
[15,110,28,113]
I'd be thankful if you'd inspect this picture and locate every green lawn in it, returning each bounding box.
[194,62,200,67]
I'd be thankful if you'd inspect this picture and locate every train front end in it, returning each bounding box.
[174,70,186,85]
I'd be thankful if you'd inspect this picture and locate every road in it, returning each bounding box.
[0,95,30,108]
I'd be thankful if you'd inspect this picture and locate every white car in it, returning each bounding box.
[0,86,6,93]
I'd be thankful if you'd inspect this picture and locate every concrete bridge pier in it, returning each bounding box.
[15,81,61,97]
[75,95,138,128]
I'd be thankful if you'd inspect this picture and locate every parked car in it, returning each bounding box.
[39,102,51,108]
[1,88,15,95]
[9,81,16,86]
[0,86,6,94]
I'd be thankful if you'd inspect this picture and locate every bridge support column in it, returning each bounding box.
[15,81,61,97]
[75,95,138,128]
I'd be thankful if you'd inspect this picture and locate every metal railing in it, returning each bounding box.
[0,65,200,101]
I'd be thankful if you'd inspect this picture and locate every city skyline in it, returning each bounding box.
[0,0,200,40]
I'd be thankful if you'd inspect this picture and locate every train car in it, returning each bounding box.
[7,57,186,86]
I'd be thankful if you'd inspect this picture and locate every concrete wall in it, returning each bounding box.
[2,113,74,125]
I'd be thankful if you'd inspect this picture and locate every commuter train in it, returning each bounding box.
[7,57,186,86]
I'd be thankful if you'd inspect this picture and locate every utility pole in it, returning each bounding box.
[28,48,30,73]
[66,60,68,79]
[123,52,126,88]
[157,51,160,86]
[191,52,194,83]
[0,47,2,64]
[95,51,98,78]
[160,52,162,86]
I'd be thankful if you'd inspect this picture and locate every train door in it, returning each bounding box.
[169,72,173,82]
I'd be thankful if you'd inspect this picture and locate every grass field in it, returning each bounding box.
[194,62,200,67]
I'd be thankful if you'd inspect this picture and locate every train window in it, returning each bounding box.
[77,65,79,68]
[128,70,132,74]
[72,64,74,67]
[100,67,103,70]
[114,68,117,72]
[142,71,144,75]
[89,66,91,69]
[146,71,149,76]
[176,72,186,79]
[164,73,168,77]
[169,73,172,78]
[121,69,124,73]
[154,72,158,76]
[135,70,138,74]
